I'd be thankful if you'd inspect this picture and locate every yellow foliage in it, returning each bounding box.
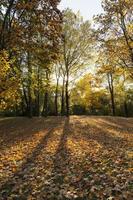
[0,51,20,110]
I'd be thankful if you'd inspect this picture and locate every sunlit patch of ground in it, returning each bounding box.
[0,116,133,200]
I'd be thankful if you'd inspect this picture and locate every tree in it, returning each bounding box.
[0,0,62,117]
[54,64,61,115]
[71,73,109,115]
[94,0,133,78]
[58,9,94,116]
[96,53,118,116]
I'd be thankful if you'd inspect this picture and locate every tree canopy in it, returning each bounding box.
[0,0,133,117]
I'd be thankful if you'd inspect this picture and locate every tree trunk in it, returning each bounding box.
[21,93,25,116]
[55,78,59,116]
[27,52,32,118]
[42,91,48,117]
[61,78,65,116]
[22,85,29,112]
[107,73,116,116]
[110,89,116,116]
[42,70,49,117]
[65,71,69,117]
[124,101,128,117]
[37,66,40,116]
[0,0,15,49]
[37,91,40,116]
[120,11,133,64]
[15,102,18,116]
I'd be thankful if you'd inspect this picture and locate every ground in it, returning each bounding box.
[0,116,133,200]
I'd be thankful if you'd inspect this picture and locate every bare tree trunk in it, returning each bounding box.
[120,11,133,63]
[0,0,15,49]
[27,51,32,118]
[37,92,40,116]
[124,101,128,117]
[21,97,25,116]
[22,85,28,114]
[107,73,116,116]
[37,66,40,116]
[110,89,115,116]
[21,89,27,116]
[42,91,48,117]
[63,34,70,117]
[122,72,128,117]
[65,70,69,117]
[61,78,65,116]
[55,78,59,116]
[42,70,49,117]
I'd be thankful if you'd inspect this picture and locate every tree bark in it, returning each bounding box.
[0,0,15,49]
[120,11,133,63]
[65,70,69,117]
[37,66,40,116]
[42,70,49,117]
[27,51,32,118]
[110,89,115,116]
[107,73,116,116]
[124,101,128,117]
[61,78,65,116]
[42,91,48,117]
[21,95,25,116]
[22,85,29,113]
[55,78,59,116]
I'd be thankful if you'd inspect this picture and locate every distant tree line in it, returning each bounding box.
[0,0,133,117]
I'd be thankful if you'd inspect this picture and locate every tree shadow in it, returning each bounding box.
[31,117,79,199]
[53,117,70,172]
[48,117,71,198]
[99,117,133,130]
[0,117,64,200]
[0,117,61,150]
[0,116,132,199]
[71,117,130,151]
[65,117,133,199]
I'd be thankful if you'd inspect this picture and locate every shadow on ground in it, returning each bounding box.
[0,116,132,200]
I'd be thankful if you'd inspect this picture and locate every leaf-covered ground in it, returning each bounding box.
[0,116,133,200]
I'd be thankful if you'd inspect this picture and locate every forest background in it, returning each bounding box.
[0,0,133,117]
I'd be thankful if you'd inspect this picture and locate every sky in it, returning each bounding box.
[58,0,103,20]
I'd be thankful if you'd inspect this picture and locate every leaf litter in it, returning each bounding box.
[0,116,133,200]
